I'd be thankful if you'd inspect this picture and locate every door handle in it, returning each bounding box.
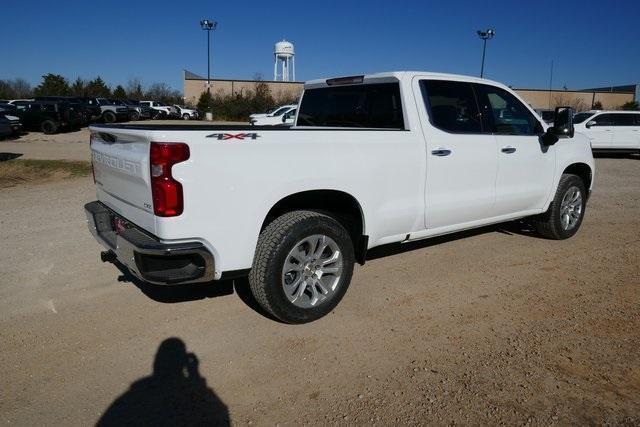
[501,146,517,154]
[431,148,451,156]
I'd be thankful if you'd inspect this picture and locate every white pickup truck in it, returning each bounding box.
[86,71,594,323]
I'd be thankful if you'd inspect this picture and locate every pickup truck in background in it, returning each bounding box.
[85,71,594,323]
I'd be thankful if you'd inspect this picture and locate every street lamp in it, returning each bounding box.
[200,19,218,93]
[476,28,495,78]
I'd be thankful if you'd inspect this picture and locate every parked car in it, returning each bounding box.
[280,108,296,126]
[4,99,34,105]
[85,71,594,323]
[0,111,23,136]
[12,100,82,134]
[574,110,640,152]
[250,104,296,124]
[96,98,130,123]
[173,105,199,120]
[0,102,17,113]
[140,101,172,119]
[34,96,101,124]
[249,106,279,120]
[121,99,152,120]
[0,115,16,139]
[74,97,129,123]
[250,104,297,125]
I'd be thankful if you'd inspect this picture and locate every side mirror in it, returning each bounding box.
[552,106,574,138]
[585,120,596,128]
[541,106,574,145]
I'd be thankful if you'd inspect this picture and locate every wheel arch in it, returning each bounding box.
[260,189,368,264]
[563,162,593,193]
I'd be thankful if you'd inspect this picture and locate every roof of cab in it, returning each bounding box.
[304,71,509,90]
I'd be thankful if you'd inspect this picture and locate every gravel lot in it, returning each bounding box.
[1,129,639,425]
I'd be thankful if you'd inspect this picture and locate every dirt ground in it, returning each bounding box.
[0,131,639,424]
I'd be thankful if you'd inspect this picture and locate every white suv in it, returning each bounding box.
[574,110,640,152]
[250,104,297,125]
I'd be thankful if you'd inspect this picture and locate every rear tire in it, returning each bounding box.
[535,174,587,240]
[40,120,58,134]
[130,111,140,121]
[103,111,116,123]
[249,210,355,323]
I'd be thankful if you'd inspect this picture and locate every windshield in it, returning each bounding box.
[573,112,595,124]
[271,106,290,116]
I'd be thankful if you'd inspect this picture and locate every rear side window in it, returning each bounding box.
[609,114,635,126]
[475,84,540,135]
[421,80,482,133]
[297,83,404,129]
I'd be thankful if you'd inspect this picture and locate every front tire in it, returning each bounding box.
[130,111,140,121]
[40,120,58,134]
[249,211,355,323]
[535,174,587,239]
[103,111,116,123]
[182,113,190,120]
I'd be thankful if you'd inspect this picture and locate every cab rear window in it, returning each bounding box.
[297,83,404,129]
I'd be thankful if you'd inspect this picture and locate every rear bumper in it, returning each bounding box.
[84,201,215,285]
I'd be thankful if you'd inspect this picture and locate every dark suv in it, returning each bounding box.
[34,96,101,124]
[12,100,83,134]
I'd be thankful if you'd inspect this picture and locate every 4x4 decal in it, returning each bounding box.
[206,132,260,141]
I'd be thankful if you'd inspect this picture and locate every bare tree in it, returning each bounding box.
[9,78,32,98]
[126,78,144,100]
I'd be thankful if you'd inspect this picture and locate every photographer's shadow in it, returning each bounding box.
[97,337,230,426]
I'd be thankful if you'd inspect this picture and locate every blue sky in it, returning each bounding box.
[1,0,639,92]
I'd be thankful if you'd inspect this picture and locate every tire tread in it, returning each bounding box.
[249,210,350,322]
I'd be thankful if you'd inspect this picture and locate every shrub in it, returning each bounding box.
[620,101,639,111]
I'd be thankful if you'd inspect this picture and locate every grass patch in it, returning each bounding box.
[0,159,92,188]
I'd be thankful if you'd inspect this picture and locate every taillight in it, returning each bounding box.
[150,142,190,217]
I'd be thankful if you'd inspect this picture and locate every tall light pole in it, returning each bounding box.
[477,28,495,78]
[200,19,217,94]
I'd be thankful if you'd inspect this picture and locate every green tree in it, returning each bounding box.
[113,85,127,99]
[33,73,71,96]
[85,76,111,97]
[197,91,213,113]
[620,101,639,111]
[70,78,86,96]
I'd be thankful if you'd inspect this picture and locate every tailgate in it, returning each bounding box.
[90,128,155,233]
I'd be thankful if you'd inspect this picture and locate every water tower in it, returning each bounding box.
[273,40,295,82]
